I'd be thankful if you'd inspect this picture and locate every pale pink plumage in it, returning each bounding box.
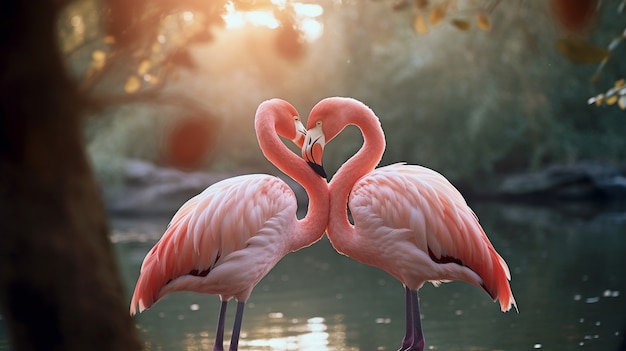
[348,163,514,310]
[302,97,516,351]
[130,174,297,313]
[129,99,328,350]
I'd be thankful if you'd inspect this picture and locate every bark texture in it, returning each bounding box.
[0,1,142,350]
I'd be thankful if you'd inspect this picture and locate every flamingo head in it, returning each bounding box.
[302,97,365,179]
[257,98,307,148]
[292,116,307,149]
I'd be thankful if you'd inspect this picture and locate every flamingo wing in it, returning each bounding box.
[349,163,516,312]
[130,174,297,314]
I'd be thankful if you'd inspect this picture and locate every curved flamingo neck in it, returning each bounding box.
[256,108,328,251]
[327,102,386,254]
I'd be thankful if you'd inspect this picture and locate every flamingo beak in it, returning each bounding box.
[302,125,327,179]
[292,118,307,149]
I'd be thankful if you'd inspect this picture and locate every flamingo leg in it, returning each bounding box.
[399,286,415,350]
[213,300,229,351]
[228,301,246,351]
[405,290,424,351]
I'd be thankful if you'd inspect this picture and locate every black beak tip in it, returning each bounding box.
[307,161,327,179]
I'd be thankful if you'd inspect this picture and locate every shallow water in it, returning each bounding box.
[1,202,625,350]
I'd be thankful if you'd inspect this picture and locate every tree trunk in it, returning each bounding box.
[0,1,142,350]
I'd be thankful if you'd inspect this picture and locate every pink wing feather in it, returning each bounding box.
[129,174,296,314]
[349,163,516,312]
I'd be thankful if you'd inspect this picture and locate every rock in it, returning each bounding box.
[102,159,308,216]
[499,161,626,202]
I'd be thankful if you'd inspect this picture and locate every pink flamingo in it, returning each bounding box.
[302,97,517,351]
[129,99,329,351]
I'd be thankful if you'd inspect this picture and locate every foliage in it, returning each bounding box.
[61,0,626,187]
[388,0,498,34]
[59,0,312,179]
[324,1,626,182]
[588,78,626,109]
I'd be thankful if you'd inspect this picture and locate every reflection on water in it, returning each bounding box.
[1,203,625,350]
[239,316,339,351]
[149,313,357,351]
[111,202,626,351]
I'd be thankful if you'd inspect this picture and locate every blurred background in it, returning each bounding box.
[2,0,626,350]
[61,0,626,186]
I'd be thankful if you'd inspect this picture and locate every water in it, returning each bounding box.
[2,203,625,350]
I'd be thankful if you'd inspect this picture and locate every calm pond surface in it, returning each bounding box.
[2,202,625,351]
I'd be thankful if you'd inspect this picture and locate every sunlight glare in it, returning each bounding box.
[247,11,280,29]
[300,18,323,42]
[239,315,332,350]
[222,0,324,42]
[182,11,194,22]
[293,2,323,17]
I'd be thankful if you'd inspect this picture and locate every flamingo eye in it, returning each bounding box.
[316,120,322,127]
[294,116,300,122]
